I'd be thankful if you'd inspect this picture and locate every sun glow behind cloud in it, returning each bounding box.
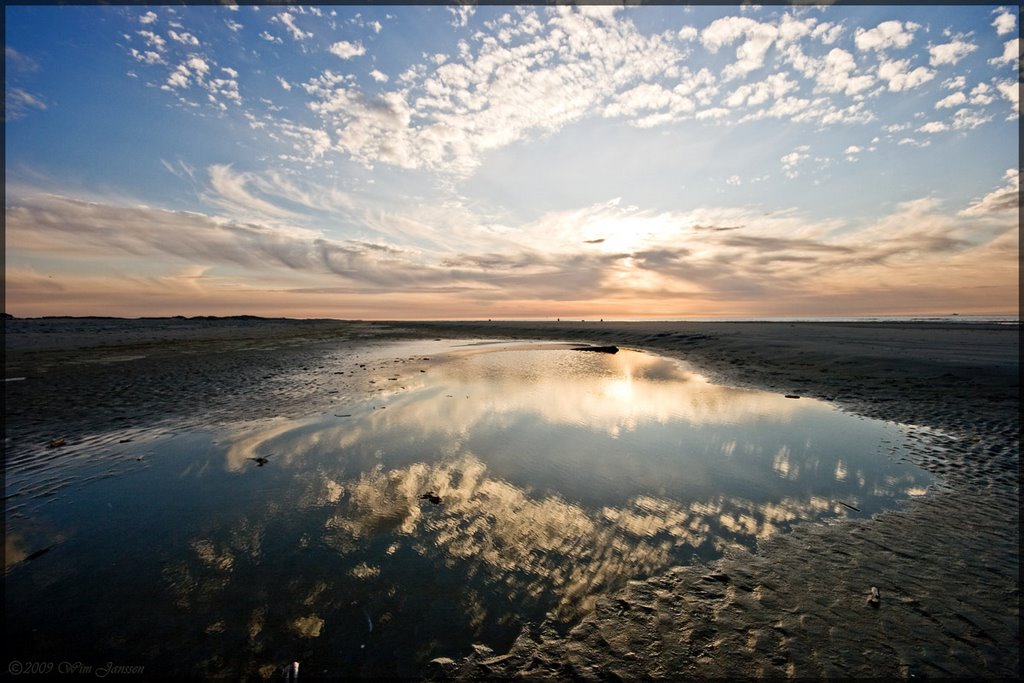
[4,4,1020,318]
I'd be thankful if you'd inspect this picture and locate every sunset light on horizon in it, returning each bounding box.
[5,4,1020,320]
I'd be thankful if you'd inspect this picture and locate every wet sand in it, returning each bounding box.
[4,318,1019,678]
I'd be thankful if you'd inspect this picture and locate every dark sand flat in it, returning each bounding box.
[4,318,1019,678]
[398,321,1019,680]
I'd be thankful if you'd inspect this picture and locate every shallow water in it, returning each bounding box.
[4,340,935,677]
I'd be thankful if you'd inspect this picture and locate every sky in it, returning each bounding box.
[4,3,1020,320]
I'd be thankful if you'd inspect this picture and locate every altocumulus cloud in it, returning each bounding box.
[115,5,1020,179]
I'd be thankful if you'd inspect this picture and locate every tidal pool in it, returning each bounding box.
[4,340,936,677]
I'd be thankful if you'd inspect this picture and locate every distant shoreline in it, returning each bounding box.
[3,313,1017,323]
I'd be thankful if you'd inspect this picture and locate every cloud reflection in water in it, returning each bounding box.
[210,346,933,626]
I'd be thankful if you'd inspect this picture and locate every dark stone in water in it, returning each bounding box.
[571,345,619,354]
[248,456,270,466]
[419,491,442,505]
[25,546,53,562]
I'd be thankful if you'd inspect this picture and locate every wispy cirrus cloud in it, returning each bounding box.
[6,163,1014,317]
[5,87,47,120]
[960,168,1019,216]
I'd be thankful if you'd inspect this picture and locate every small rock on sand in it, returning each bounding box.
[571,345,619,354]
[419,491,442,505]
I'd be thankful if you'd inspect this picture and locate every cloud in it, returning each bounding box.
[677,26,698,41]
[4,192,426,290]
[935,91,966,109]
[780,145,810,178]
[811,22,844,45]
[204,164,307,221]
[302,73,416,168]
[854,20,919,52]
[917,121,948,134]
[137,30,167,52]
[877,58,934,91]
[960,168,1019,216]
[969,83,994,105]
[113,0,1023,252]
[813,47,874,96]
[154,6,1010,211]
[988,37,1020,68]
[5,87,47,120]
[447,5,475,28]
[941,75,966,90]
[329,40,366,59]
[146,42,240,110]
[695,107,730,120]
[951,108,991,130]
[996,79,1019,116]
[701,16,759,51]
[604,82,697,124]
[724,72,798,107]
[301,8,688,172]
[776,13,817,46]
[3,264,235,316]
[992,9,1016,36]
[702,16,779,80]
[169,30,200,46]
[163,63,190,90]
[928,38,977,67]
[897,136,930,148]
[6,179,1015,318]
[736,92,875,127]
[274,12,313,41]
[268,8,974,174]
[260,31,283,45]
[187,56,209,77]
[5,46,39,73]
[139,11,157,25]
[4,190,624,304]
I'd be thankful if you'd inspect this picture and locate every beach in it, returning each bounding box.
[4,318,1019,678]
